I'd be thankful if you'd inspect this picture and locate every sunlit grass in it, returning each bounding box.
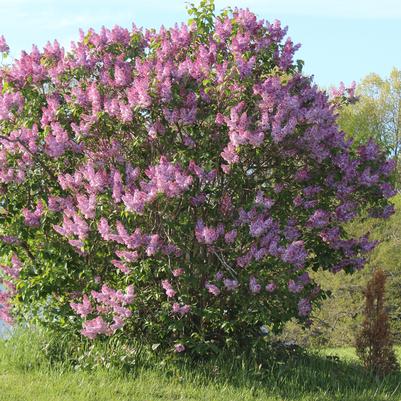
[1,331,401,401]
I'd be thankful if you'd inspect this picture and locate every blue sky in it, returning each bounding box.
[0,0,400,88]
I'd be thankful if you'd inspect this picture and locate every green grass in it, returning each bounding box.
[1,332,401,401]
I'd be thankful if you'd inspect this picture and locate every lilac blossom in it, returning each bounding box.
[70,295,93,317]
[195,219,224,245]
[249,276,261,294]
[172,268,184,277]
[162,280,176,298]
[22,200,44,227]
[224,278,239,291]
[282,241,307,268]
[174,343,185,353]
[307,209,330,228]
[224,229,237,244]
[0,35,9,53]
[172,303,190,316]
[288,279,303,293]
[205,282,221,296]
[81,316,110,339]
[297,298,312,317]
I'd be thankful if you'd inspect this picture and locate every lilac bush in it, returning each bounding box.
[0,2,395,354]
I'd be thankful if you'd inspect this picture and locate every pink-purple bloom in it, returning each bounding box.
[172,268,185,277]
[174,343,185,353]
[0,35,9,53]
[297,298,312,317]
[288,279,303,293]
[205,282,221,296]
[162,280,176,298]
[249,276,261,294]
[172,303,190,316]
[70,294,93,317]
[224,278,239,291]
[282,241,307,268]
[265,282,277,293]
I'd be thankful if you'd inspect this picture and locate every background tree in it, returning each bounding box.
[338,68,401,186]
[356,269,399,376]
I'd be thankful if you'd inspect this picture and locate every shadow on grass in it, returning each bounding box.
[161,349,401,400]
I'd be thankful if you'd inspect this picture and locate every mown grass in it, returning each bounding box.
[0,331,400,401]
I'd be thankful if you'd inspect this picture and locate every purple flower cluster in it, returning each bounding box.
[0,35,9,53]
[0,254,22,323]
[205,282,221,296]
[195,219,225,245]
[0,92,24,121]
[297,298,312,317]
[73,284,135,339]
[162,280,176,298]
[172,303,190,316]
[22,200,44,227]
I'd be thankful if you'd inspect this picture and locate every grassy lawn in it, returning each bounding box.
[1,334,400,401]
